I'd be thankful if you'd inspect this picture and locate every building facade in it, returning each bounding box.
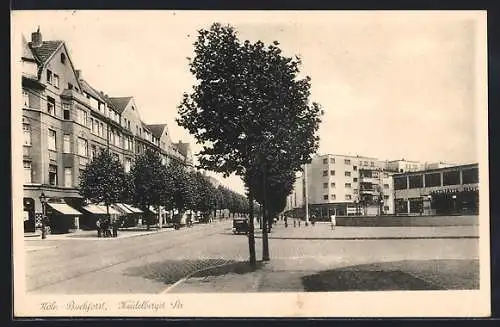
[21,28,193,232]
[393,163,479,216]
[285,154,395,218]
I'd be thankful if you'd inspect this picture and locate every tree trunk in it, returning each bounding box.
[158,205,162,229]
[146,205,150,230]
[262,173,270,261]
[247,190,257,266]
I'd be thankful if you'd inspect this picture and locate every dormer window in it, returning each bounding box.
[61,53,66,64]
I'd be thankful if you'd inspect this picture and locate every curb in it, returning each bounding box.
[160,261,236,294]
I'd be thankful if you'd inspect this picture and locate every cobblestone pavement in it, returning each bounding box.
[23,220,480,294]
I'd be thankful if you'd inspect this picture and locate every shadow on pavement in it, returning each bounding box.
[301,259,479,292]
[191,261,265,278]
[125,258,253,284]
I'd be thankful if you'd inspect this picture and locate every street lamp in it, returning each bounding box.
[39,192,47,240]
[379,199,384,216]
[452,194,457,214]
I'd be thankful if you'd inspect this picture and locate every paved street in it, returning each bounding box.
[24,219,479,294]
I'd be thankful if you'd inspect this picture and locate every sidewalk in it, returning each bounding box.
[167,224,480,293]
[24,226,175,241]
[252,224,479,240]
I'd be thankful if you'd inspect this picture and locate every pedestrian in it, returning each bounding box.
[96,218,102,238]
[298,219,301,227]
[330,211,336,230]
[311,215,316,226]
[293,218,296,228]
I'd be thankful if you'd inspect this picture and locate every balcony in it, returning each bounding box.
[23,146,31,157]
[79,156,88,166]
[359,188,376,195]
[61,89,90,106]
[48,151,57,161]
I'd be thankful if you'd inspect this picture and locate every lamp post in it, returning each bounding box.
[452,194,457,214]
[427,195,432,216]
[354,199,358,216]
[39,192,47,240]
[379,199,384,216]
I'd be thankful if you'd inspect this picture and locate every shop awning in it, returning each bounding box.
[123,204,143,213]
[113,203,134,214]
[82,204,106,214]
[97,204,121,215]
[47,203,82,215]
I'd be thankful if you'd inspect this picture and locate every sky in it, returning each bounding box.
[13,11,487,195]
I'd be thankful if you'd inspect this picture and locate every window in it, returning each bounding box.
[394,176,408,190]
[353,189,358,194]
[443,171,460,186]
[330,182,336,188]
[124,158,131,173]
[64,168,72,187]
[63,134,71,153]
[323,158,328,164]
[462,168,479,184]
[384,183,389,189]
[345,183,351,188]
[61,53,66,64]
[23,161,31,184]
[63,104,70,120]
[370,161,374,167]
[90,145,97,159]
[323,170,328,177]
[46,70,53,84]
[49,165,57,186]
[345,194,352,200]
[344,159,351,165]
[323,195,329,200]
[128,121,131,130]
[76,108,87,126]
[409,175,424,189]
[353,178,358,182]
[53,74,60,88]
[23,90,29,107]
[353,165,357,171]
[323,182,328,189]
[77,138,88,157]
[330,158,335,164]
[100,123,104,137]
[47,96,55,115]
[68,83,73,90]
[48,129,56,151]
[331,194,336,200]
[330,170,335,176]
[384,195,390,200]
[345,171,351,177]
[96,121,100,136]
[23,124,31,146]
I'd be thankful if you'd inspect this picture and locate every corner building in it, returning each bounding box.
[21,28,192,232]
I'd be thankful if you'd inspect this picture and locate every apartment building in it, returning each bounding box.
[285,154,395,218]
[21,28,193,232]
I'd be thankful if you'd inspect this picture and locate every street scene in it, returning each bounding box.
[25,218,479,294]
[14,11,488,317]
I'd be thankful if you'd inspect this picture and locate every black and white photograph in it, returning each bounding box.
[11,10,489,317]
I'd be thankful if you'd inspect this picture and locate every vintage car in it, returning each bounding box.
[232,217,249,235]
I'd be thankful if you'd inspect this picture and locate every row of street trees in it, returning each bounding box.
[177,23,322,264]
[79,148,250,236]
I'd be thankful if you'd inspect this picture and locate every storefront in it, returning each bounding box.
[45,201,83,234]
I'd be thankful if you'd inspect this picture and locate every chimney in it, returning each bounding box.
[31,26,42,48]
[75,70,81,79]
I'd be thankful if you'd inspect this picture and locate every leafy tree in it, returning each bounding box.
[177,23,322,264]
[79,150,127,236]
[170,160,195,221]
[130,149,171,230]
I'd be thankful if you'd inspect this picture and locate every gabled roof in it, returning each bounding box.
[29,40,63,64]
[22,35,36,61]
[146,124,167,138]
[79,79,107,103]
[108,97,133,114]
[174,141,191,158]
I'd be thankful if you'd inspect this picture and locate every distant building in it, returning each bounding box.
[393,163,479,216]
[285,154,395,218]
[385,159,423,173]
